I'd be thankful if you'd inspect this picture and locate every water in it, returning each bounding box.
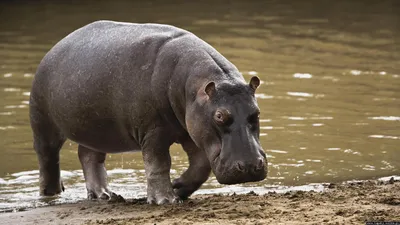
[0,0,399,211]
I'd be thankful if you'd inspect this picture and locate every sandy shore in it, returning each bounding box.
[0,178,399,225]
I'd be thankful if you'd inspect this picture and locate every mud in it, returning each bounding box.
[1,178,399,225]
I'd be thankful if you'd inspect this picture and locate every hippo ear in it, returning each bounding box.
[205,81,216,98]
[249,76,260,91]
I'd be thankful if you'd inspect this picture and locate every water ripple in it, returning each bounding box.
[368,116,400,121]
[287,116,305,120]
[274,163,305,167]
[268,149,288,154]
[0,112,14,116]
[347,70,390,76]
[312,123,324,126]
[0,126,16,130]
[325,147,341,151]
[255,93,273,99]
[343,149,362,156]
[369,135,399,140]
[293,73,312,79]
[287,92,314,97]
[5,105,27,109]
[3,88,21,92]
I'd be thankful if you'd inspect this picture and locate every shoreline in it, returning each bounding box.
[0,178,399,225]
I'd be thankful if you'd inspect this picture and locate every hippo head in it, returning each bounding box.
[186,76,267,184]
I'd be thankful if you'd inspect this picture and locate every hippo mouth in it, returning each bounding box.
[212,148,221,165]
[206,142,222,165]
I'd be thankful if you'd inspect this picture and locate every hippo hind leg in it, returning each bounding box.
[78,145,124,202]
[30,108,66,196]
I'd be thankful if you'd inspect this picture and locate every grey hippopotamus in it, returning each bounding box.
[29,20,267,204]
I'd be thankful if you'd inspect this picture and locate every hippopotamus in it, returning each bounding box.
[29,20,267,204]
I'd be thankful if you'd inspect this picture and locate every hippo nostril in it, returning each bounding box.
[255,158,264,171]
[236,161,245,172]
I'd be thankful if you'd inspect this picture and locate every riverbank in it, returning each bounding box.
[0,178,399,225]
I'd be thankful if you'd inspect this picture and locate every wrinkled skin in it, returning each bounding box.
[29,20,267,205]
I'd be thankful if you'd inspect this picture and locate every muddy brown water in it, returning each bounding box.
[0,0,399,211]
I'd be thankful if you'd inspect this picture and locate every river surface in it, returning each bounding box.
[0,0,399,211]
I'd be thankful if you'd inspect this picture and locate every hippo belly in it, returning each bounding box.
[62,118,141,153]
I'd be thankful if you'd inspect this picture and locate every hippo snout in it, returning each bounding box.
[215,155,268,185]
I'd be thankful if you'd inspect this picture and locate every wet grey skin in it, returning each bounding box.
[29,20,268,205]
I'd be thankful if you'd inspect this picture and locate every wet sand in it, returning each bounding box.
[1,178,399,225]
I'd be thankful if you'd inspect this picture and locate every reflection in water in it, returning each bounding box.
[0,0,399,211]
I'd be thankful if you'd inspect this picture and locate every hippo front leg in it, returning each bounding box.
[172,138,211,199]
[142,130,181,205]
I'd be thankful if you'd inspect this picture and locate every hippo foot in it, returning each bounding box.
[147,192,182,205]
[146,181,182,205]
[41,180,65,196]
[87,189,125,202]
[172,178,199,200]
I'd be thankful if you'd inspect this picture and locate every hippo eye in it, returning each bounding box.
[248,111,260,125]
[214,111,224,124]
[214,109,231,126]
